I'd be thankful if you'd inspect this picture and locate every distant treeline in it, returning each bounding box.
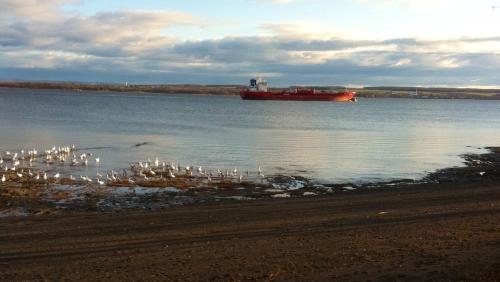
[0,81,244,95]
[1,81,500,100]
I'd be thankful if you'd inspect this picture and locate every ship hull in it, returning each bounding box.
[240,90,356,102]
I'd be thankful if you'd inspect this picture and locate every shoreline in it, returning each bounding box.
[2,82,500,100]
[1,163,499,280]
[1,146,500,217]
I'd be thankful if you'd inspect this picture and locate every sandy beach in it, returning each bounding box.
[1,147,500,281]
[1,174,500,281]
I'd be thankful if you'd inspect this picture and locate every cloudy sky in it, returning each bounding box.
[1,0,499,87]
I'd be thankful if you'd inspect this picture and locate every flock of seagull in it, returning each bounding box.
[0,144,266,188]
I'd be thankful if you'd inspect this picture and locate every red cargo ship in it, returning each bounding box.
[240,78,357,102]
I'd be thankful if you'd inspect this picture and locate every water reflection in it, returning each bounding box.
[1,88,500,183]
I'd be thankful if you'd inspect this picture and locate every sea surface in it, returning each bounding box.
[1,88,500,183]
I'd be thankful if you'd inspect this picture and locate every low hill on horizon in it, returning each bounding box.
[1,80,500,100]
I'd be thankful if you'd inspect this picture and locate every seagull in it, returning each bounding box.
[95,158,100,164]
[54,172,60,179]
[43,172,47,180]
[70,175,76,181]
[97,179,105,185]
[1,175,5,182]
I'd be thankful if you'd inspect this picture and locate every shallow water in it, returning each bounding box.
[1,88,500,183]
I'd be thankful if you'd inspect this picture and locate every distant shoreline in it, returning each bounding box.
[1,81,500,99]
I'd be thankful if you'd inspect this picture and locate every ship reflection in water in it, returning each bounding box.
[1,88,500,183]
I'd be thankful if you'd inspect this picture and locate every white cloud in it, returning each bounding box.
[0,1,499,87]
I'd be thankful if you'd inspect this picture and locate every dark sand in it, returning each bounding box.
[0,180,499,281]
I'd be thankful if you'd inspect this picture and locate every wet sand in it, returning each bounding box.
[1,180,499,281]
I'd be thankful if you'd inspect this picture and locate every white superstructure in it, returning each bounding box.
[248,77,268,92]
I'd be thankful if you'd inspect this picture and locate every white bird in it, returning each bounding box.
[95,158,100,164]
[154,157,159,168]
[169,170,176,178]
[97,179,105,185]
[128,177,135,184]
[54,172,60,179]
[0,158,3,164]
[17,172,23,178]
[1,175,5,182]
[43,173,47,180]
[70,175,75,181]
[35,174,40,180]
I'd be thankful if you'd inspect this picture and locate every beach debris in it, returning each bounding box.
[271,193,291,198]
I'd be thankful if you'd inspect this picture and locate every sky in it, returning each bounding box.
[0,0,500,87]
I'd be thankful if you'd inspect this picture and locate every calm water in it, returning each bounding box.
[1,88,500,183]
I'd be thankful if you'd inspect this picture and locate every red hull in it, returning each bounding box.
[240,90,356,102]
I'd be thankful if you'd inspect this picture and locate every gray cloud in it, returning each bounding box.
[0,0,499,86]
